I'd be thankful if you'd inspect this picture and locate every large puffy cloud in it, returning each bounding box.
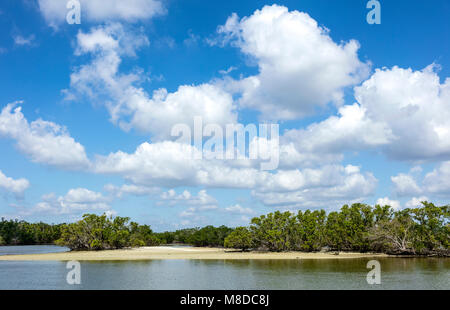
[0,170,30,196]
[95,142,201,187]
[0,102,90,169]
[282,103,392,164]
[127,85,236,140]
[94,140,285,188]
[94,141,260,188]
[217,4,369,120]
[283,65,450,163]
[93,141,377,209]
[354,65,450,161]
[67,24,237,140]
[38,0,165,27]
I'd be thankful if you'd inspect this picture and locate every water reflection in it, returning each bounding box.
[0,250,448,290]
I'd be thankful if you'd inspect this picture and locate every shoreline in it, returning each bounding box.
[0,246,391,261]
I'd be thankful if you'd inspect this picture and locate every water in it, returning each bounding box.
[0,246,448,290]
[0,245,69,256]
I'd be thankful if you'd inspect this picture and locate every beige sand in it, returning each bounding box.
[0,246,389,261]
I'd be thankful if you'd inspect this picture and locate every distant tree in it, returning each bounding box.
[0,218,62,245]
[224,227,254,251]
[155,231,175,244]
[130,222,160,246]
[411,202,449,254]
[250,211,293,251]
[324,211,346,251]
[373,204,394,223]
[369,209,416,254]
[296,210,327,251]
[327,204,374,252]
[187,225,234,247]
[56,214,160,251]
[0,235,4,245]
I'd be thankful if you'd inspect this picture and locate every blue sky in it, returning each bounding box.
[0,0,449,231]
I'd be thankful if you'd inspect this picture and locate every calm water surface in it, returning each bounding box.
[0,245,69,256]
[0,245,448,290]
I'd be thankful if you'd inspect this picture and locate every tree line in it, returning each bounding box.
[0,215,233,250]
[0,202,448,256]
[0,219,63,245]
[224,202,449,256]
[155,226,234,247]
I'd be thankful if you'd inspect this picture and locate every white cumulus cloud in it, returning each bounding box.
[282,64,450,164]
[0,170,30,196]
[0,102,90,170]
[160,189,218,207]
[32,188,112,216]
[376,197,401,210]
[391,162,450,200]
[405,196,429,208]
[67,24,237,140]
[93,140,377,209]
[217,4,369,120]
[354,65,450,161]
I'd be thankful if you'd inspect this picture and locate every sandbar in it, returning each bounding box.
[0,246,390,261]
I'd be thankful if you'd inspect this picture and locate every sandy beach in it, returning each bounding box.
[0,246,389,261]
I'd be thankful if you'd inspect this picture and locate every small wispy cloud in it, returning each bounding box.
[183,30,200,47]
[13,34,36,46]
[219,66,237,75]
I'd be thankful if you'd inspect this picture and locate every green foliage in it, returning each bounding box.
[333,203,375,252]
[0,218,63,245]
[246,206,375,252]
[55,214,161,251]
[130,222,160,246]
[369,203,449,255]
[156,226,234,247]
[1,202,448,256]
[411,202,449,253]
[295,210,327,251]
[369,209,416,253]
[190,225,234,247]
[224,227,254,251]
[250,211,294,251]
[153,231,176,245]
[225,202,449,256]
